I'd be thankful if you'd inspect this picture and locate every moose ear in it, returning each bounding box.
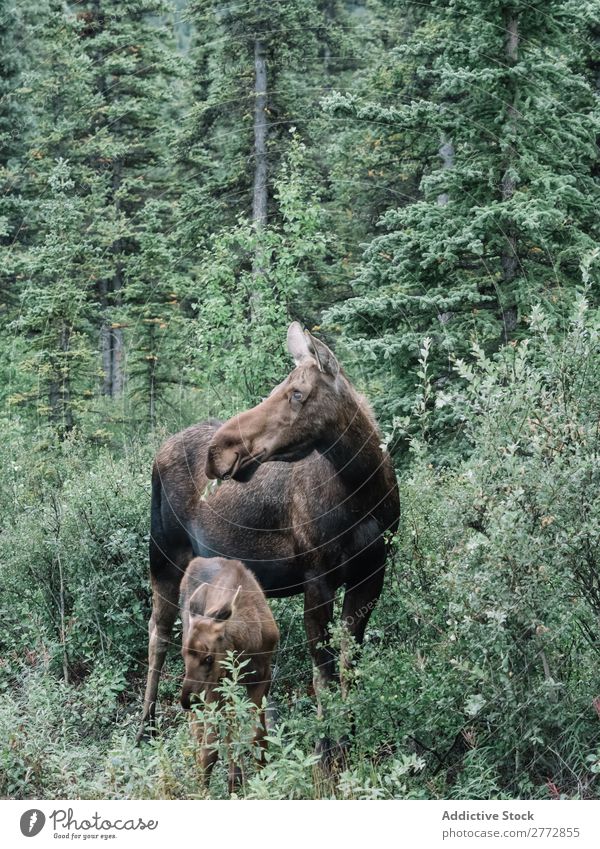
[230,585,242,617]
[287,322,313,366]
[206,584,242,622]
[206,602,232,622]
[305,332,340,378]
[188,582,207,615]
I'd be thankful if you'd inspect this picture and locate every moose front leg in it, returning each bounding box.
[137,576,180,743]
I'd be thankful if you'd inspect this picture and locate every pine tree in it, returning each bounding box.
[75,0,183,405]
[177,0,344,407]
[13,1,112,434]
[0,0,30,410]
[0,0,29,305]
[326,0,600,456]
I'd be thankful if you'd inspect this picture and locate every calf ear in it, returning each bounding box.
[206,584,242,622]
[188,582,207,616]
[305,332,339,378]
[206,602,232,622]
[231,585,242,617]
[204,601,233,622]
[287,322,313,366]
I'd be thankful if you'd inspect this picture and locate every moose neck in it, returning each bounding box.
[317,389,384,492]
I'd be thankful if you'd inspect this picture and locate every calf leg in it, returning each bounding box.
[227,753,243,795]
[190,715,219,787]
[247,679,271,766]
[137,575,180,742]
[224,680,271,795]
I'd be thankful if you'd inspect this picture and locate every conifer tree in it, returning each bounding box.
[326,0,600,453]
[178,0,351,407]
[13,1,111,434]
[75,0,183,403]
[0,0,28,306]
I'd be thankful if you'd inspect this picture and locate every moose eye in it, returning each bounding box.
[291,390,303,403]
[204,655,214,667]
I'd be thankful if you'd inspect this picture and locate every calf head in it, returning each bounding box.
[180,586,240,710]
[206,322,344,481]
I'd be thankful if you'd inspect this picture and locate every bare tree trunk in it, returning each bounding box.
[100,278,113,396]
[252,38,268,231]
[57,550,69,683]
[90,0,123,399]
[49,323,74,434]
[147,322,157,431]
[60,323,74,433]
[111,160,124,395]
[500,10,519,338]
[100,318,123,397]
[250,38,268,322]
[437,136,454,208]
[322,0,335,76]
[437,134,454,326]
[112,266,124,396]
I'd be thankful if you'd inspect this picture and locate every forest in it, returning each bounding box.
[1,0,600,800]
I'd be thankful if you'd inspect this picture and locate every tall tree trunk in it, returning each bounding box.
[500,10,519,338]
[437,134,454,326]
[437,136,454,208]
[147,321,157,431]
[102,161,124,397]
[49,322,74,435]
[250,37,268,321]
[91,0,117,397]
[322,0,335,76]
[99,278,113,396]
[252,38,268,231]
[111,160,124,395]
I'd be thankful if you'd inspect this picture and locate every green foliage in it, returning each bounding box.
[186,135,330,410]
[1,0,600,804]
[0,432,152,680]
[2,300,599,800]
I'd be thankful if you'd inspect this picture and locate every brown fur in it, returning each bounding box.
[138,323,400,758]
[180,557,278,791]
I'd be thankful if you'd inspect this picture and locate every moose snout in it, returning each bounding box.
[205,437,243,480]
[180,683,195,710]
[205,443,223,480]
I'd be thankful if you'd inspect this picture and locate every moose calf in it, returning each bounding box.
[180,556,279,791]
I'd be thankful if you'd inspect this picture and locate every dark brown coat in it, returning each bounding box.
[139,323,400,750]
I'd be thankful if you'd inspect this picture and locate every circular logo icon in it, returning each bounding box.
[20,810,46,837]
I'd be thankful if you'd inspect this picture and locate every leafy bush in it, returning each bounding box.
[0,435,152,684]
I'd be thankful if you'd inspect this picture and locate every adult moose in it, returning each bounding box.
[138,322,400,746]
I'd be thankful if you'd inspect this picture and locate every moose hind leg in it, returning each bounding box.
[303,578,337,709]
[137,576,180,743]
[340,562,385,692]
[304,579,344,767]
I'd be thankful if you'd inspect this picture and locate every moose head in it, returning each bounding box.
[180,585,241,710]
[205,322,345,481]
